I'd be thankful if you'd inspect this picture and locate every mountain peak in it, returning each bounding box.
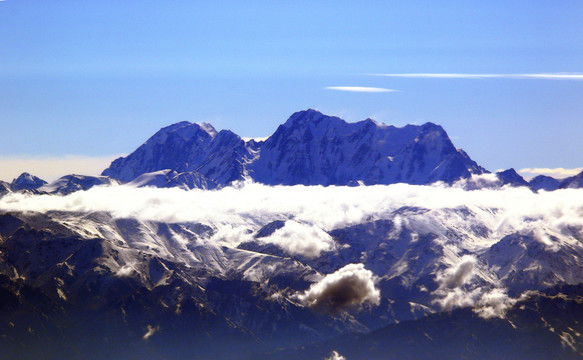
[529,175,560,192]
[11,172,47,191]
[102,110,486,187]
[196,122,218,138]
[283,109,337,127]
[496,168,529,187]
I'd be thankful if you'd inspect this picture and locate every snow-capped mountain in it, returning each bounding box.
[102,121,254,188]
[2,110,583,359]
[102,109,487,187]
[10,172,47,191]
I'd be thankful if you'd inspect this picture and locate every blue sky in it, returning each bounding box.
[1,1,583,181]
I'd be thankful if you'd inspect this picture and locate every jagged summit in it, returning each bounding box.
[101,109,487,188]
[250,110,485,185]
[496,168,529,187]
[102,121,237,184]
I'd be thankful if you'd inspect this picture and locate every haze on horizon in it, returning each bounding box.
[1,1,582,182]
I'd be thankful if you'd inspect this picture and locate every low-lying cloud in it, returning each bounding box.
[2,182,583,247]
[296,263,380,313]
[437,255,477,289]
[433,256,516,318]
[2,182,583,250]
[2,182,583,317]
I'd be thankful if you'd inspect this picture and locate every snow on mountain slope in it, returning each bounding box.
[0,180,11,194]
[102,109,486,187]
[39,174,120,194]
[2,184,583,317]
[102,121,254,186]
[10,172,47,191]
[2,183,583,357]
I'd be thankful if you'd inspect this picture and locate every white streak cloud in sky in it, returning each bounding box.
[296,263,380,313]
[325,86,395,93]
[0,155,122,183]
[372,73,583,80]
[519,167,583,179]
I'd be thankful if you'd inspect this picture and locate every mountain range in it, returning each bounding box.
[1,109,581,193]
[1,110,583,359]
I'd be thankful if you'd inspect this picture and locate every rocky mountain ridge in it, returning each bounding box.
[2,110,582,194]
[102,109,487,188]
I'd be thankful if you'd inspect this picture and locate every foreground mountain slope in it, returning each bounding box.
[262,286,583,360]
[2,182,583,358]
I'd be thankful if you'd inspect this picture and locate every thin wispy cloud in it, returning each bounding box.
[325,86,395,93]
[371,73,583,80]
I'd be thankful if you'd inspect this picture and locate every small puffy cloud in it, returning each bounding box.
[433,256,516,318]
[433,256,480,311]
[260,220,336,258]
[296,263,380,313]
[474,288,517,319]
[519,167,583,179]
[325,350,346,360]
[438,255,477,289]
[325,86,395,93]
[434,287,482,311]
[210,224,254,247]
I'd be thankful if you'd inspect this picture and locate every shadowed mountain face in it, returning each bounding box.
[102,109,486,188]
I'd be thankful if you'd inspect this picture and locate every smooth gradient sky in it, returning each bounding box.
[1,1,583,181]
